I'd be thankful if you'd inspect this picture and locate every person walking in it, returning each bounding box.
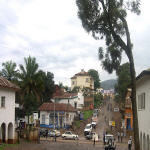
[93,133,96,146]
[117,132,120,142]
[128,138,132,150]
[45,129,48,140]
[121,132,123,142]
[103,132,105,145]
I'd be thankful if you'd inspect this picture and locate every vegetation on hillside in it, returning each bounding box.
[101,79,117,90]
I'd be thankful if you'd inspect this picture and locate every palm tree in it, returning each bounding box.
[19,56,44,104]
[0,60,19,81]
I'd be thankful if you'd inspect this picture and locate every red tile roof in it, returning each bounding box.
[71,70,90,79]
[0,77,20,91]
[53,92,78,99]
[39,103,76,112]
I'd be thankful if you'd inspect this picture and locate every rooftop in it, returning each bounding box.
[39,103,76,112]
[0,76,20,91]
[71,69,91,79]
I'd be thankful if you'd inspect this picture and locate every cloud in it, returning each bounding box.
[0,0,149,86]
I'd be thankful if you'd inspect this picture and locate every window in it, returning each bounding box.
[138,93,145,110]
[1,96,5,107]
[41,114,45,124]
[72,81,75,85]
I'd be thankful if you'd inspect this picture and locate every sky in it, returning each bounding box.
[0,0,150,86]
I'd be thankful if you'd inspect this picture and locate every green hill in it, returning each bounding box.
[101,79,117,90]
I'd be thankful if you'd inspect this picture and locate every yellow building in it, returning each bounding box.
[71,69,94,91]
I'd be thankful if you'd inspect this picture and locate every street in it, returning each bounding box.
[4,140,131,150]
[4,99,134,150]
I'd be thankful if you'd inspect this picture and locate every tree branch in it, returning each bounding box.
[99,0,128,54]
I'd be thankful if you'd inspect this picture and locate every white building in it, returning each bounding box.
[39,103,76,129]
[136,70,150,150]
[0,77,19,143]
[52,92,84,109]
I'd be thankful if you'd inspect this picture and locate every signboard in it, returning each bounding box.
[114,108,119,112]
[112,121,115,127]
[109,121,112,126]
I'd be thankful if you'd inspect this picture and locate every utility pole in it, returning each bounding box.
[54,99,56,130]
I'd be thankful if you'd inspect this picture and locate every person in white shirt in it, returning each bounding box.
[128,138,132,150]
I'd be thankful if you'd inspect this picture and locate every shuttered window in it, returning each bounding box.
[138,93,145,110]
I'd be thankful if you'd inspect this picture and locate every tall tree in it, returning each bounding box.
[115,62,131,102]
[88,69,100,90]
[76,0,140,149]
[38,70,55,102]
[0,60,18,82]
[19,56,44,104]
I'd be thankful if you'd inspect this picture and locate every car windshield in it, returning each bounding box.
[65,132,71,134]
[85,125,91,129]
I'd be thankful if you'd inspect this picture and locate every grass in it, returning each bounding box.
[0,143,18,150]
[74,110,93,129]
[83,110,93,120]
[75,120,81,128]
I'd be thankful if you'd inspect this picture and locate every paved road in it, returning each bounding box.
[4,100,134,150]
[4,140,132,150]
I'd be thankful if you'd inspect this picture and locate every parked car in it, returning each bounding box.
[48,130,61,137]
[39,128,48,137]
[91,121,97,129]
[84,124,92,135]
[104,134,116,150]
[85,132,94,140]
[62,131,78,140]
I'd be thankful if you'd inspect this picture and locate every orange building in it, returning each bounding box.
[124,89,133,130]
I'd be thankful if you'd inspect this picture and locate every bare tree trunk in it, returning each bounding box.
[128,49,140,150]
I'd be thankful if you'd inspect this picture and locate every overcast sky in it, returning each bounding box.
[0,0,150,86]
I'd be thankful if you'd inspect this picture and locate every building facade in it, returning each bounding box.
[52,92,84,109]
[71,69,94,91]
[0,77,19,143]
[136,70,150,150]
[39,103,76,129]
[124,88,133,130]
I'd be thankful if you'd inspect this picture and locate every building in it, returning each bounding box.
[52,85,84,109]
[136,69,150,150]
[71,69,94,91]
[124,88,133,130]
[0,77,20,143]
[52,92,84,109]
[39,103,76,129]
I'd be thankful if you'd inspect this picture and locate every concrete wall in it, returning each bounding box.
[0,88,15,143]
[40,111,76,127]
[71,75,94,90]
[52,93,84,109]
[136,76,150,150]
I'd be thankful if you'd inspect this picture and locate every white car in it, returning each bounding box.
[84,124,92,135]
[62,131,78,140]
[48,130,61,137]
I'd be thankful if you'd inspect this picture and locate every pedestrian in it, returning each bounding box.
[121,132,123,142]
[54,133,57,142]
[103,133,105,145]
[117,132,120,142]
[93,133,96,146]
[45,129,48,139]
[128,138,132,150]
[37,128,40,144]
